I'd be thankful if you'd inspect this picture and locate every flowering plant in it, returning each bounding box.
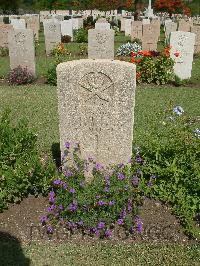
[7,66,35,85]
[40,144,149,238]
[116,42,142,57]
[51,43,70,57]
[131,46,175,84]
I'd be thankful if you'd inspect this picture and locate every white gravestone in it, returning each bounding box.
[44,21,61,55]
[56,59,136,175]
[8,29,36,76]
[170,31,196,80]
[125,18,133,36]
[10,19,26,29]
[61,20,73,40]
[88,29,114,60]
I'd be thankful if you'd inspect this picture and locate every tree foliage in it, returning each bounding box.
[154,0,191,16]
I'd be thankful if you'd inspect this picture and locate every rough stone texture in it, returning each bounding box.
[191,25,200,54]
[170,31,196,80]
[178,19,191,32]
[10,19,26,29]
[61,20,73,40]
[131,21,142,41]
[151,20,160,40]
[88,29,114,59]
[72,18,83,29]
[142,19,150,25]
[26,15,40,40]
[165,22,177,38]
[0,24,13,48]
[125,18,133,36]
[44,21,61,55]
[142,24,157,51]
[95,19,110,30]
[57,59,136,171]
[8,29,36,76]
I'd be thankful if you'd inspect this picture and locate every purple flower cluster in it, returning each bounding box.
[135,216,143,233]
[68,200,78,212]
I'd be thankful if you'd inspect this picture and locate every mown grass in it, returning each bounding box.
[0,85,200,152]
[0,241,199,266]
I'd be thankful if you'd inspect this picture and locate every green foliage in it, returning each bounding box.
[0,47,9,57]
[7,66,35,85]
[74,28,88,43]
[46,56,65,86]
[138,105,200,238]
[0,110,56,211]
[42,144,145,237]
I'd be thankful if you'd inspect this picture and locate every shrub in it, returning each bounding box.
[46,56,65,86]
[51,43,70,57]
[74,28,88,43]
[0,46,9,57]
[7,66,35,85]
[61,35,72,43]
[137,105,200,238]
[131,47,175,84]
[78,44,88,56]
[0,110,56,211]
[83,16,96,29]
[41,144,145,238]
[116,42,142,57]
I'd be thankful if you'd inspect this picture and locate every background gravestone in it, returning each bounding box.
[44,21,61,55]
[88,29,114,59]
[191,25,200,54]
[142,24,157,51]
[165,22,177,38]
[8,29,36,76]
[57,59,136,173]
[95,18,110,30]
[0,24,13,48]
[10,19,26,29]
[131,21,142,42]
[170,31,196,80]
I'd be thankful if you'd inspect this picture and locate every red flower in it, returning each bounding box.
[131,52,137,57]
[174,51,180,57]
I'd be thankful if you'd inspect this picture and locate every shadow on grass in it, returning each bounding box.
[0,232,30,265]
[51,142,61,169]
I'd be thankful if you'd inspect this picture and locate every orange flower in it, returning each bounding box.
[131,58,136,63]
[138,51,143,55]
[136,72,141,79]
[142,50,151,56]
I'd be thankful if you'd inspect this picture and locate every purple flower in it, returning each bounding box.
[49,196,55,203]
[147,181,153,187]
[95,162,104,171]
[59,204,64,210]
[118,163,124,168]
[104,186,110,192]
[108,200,115,206]
[53,179,61,185]
[97,221,105,229]
[135,216,143,233]
[69,188,76,194]
[105,229,112,238]
[132,175,139,187]
[117,173,125,180]
[68,201,78,212]
[65,141,70,149]
[97,200,106,206]
[128,158,132,164]
[104,175,110,185]
[49,191,55,198]
[47,226,54,234]
[77,220,83,226]
[127,199,132,212]
[64,169,73,177]
[135,155,143,164]
[117,219,124,225]
[62,182,68,189]
[40,216,48,223]
[120,208,127,219]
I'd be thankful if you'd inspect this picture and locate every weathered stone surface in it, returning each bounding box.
[10,19,26,29]
[125,18,133,36]
[56,59,136,170]
[0,24,13,48]
[95,19,110,30]
[44,21,61,55]
[131,21,142,41]
[61,20,73,40]
[165,22,177,38]
[191,25,200,54]
[142,24,157,51]
[8,29,36,75]
[170,31,196,80]
[151,20,160,40]
[26,15,40,40]
[178,19,191,32]
[142,19,150,25]
[72,17,83,29]
[88,29,114,59]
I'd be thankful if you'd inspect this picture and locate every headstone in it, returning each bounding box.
[151,20,160,40]
[8,29,36,76]
[191,25,200,54]
[165,22,177,38]
[95,18,110,30]
[0,24,13,48]
[44,21,61,55]
[131,21,142,41]
[61,19,73,40]
[120,17,126,31]
[178,19,191,32]
[125,18,133,36]
[142,24,157,51]
[56,59,136,175]
[88,29,114,59]
[72,17,83,29]
[142,18,150,25]
[26,15,40,40]
[10,19,26,29]
[170,31,196,80]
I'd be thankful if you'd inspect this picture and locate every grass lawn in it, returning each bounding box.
[1,241,200,266]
